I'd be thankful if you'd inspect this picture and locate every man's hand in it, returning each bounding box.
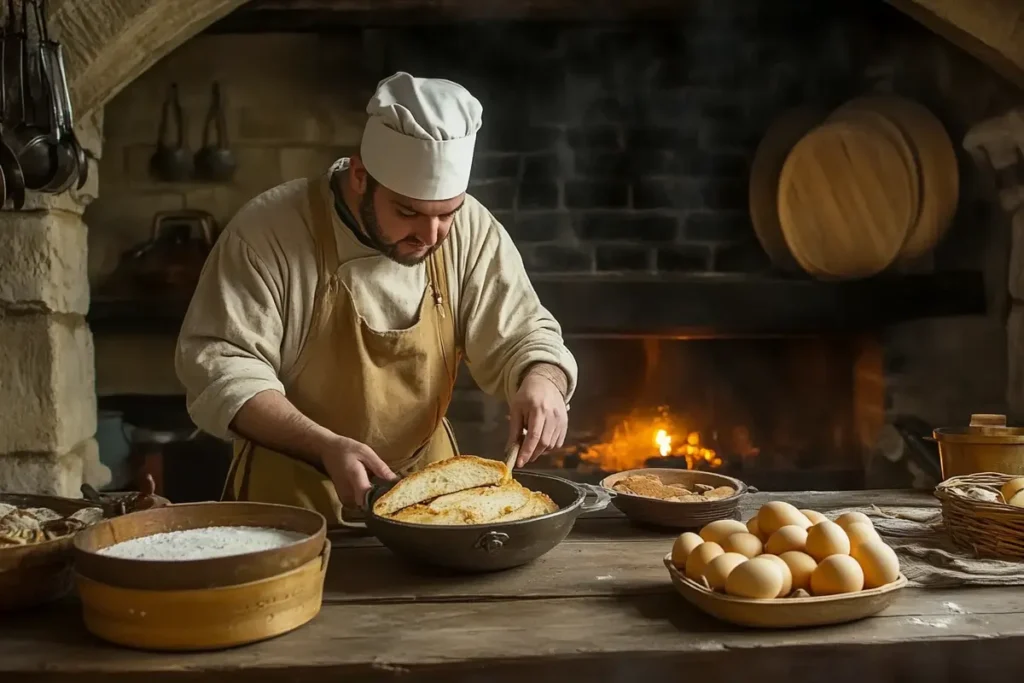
[320,435,398,508]
[508,370,568,467]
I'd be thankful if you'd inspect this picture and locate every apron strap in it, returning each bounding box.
[307,174,341,276]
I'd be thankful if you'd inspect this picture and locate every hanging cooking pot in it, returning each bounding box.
[36,18,77,194]
[194,82,235,182]
[149,83,192,182]
[123,209,217,294]
[933,414,1024,480]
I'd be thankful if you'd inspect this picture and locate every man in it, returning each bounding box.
[175,72,578,523]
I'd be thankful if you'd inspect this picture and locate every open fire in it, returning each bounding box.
[576,406,725,472]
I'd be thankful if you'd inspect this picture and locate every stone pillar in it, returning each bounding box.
[0,110,110,496]
[964,108,1024,420]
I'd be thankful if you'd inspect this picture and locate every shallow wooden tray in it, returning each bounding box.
[600,469,749,529]
[74,501,326,590]
[76,541,330,651]
[663,553,907,628]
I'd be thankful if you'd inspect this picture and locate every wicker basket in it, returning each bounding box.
[934,472,1024,559]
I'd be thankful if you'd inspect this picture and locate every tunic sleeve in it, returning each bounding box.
[175,230,288,440]
[454,204,579,404]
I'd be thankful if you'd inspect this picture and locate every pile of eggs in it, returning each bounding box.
[670,501,901,599]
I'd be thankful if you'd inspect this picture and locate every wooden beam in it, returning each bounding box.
[886,0,1024,90]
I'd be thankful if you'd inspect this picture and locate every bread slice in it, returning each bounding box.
[390,480,533,525]
[492,491,559,523]
[372,455,509,517]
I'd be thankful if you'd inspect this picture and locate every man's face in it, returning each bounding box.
[347,157,464,266]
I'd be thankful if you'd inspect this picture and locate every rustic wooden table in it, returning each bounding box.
[1,490,1021,682]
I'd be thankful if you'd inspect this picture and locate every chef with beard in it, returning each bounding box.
[175,72,577,522]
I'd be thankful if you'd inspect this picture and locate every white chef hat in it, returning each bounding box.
[360,72,483,202]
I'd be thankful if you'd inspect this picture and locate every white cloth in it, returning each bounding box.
[360,72,483,201]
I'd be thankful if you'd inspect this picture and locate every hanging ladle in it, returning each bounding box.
[149,82,192,182]
[194,81,235,182]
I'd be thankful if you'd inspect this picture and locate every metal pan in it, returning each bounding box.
[342,471,610,572]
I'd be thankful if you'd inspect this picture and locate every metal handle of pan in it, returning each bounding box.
[474,530,509,554]
[575,483,612,514]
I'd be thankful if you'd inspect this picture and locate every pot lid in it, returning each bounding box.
[933,413,1024,444]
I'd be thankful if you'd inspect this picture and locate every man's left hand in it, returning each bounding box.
[509,370,568,467]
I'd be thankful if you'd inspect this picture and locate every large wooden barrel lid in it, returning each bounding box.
[748,107,824,271]
[777,120,914,279]
[833,95,959,259]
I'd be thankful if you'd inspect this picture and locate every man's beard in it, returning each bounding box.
[359,185,440,267]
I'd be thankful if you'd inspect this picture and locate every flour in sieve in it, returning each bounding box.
[98,526,308,561]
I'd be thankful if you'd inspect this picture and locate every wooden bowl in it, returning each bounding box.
[73,501,326,590]
[663,553,907,628]
[0,493,97,611]
[76,542,330,651]
[600,469,748,529]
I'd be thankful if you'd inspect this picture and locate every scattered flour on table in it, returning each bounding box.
[98,526,308,561]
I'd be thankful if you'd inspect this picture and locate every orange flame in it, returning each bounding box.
[580,406,722,472]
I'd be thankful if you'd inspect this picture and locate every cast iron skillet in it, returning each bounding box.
[341,471,610,573]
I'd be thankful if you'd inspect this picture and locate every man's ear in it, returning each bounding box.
[348,154,368,195]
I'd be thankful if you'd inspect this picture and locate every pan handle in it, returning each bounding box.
[576,483,611,514]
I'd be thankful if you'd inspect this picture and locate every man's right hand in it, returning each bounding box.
[320,436,398,508]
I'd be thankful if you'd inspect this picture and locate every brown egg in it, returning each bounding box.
[810,555,864,596]
[699,519,749,545]
[685,541,724,582]
[725,556,784,599]
[671,532,705,569]
[805,521,851,561]
[800,509,829,525]
[835,511,873,532]
[779,551,817,592]
[765,524,808,555]
[758,554,793,597]
[704,552,748,591]
[1010,491,1024,508]
[746,516,763,540]
[758,501,811,536]
[845,522,880,550]
[1002,477,1024,504]
[721,532,763,559]
[851,540,901,588]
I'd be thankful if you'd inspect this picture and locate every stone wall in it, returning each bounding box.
[84,0,1021,458]
[0,111,110,495]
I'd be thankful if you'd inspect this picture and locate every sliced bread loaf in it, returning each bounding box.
[390,480,534,525]
[372,455,509,517]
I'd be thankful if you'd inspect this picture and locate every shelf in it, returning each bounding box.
[88,270,987,338]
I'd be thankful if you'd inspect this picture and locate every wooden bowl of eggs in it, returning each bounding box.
[600,468,748,529]
[663,501,907,628]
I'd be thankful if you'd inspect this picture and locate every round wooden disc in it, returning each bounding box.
[777,120,915,279]
[827,107,922,239]
[833,95,959,259]
[748,107,824,271]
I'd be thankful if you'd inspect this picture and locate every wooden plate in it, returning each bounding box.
[600,469,748,529]
[663,553,907,628]
[778,119,915,279]
[76,541,330,651]
[73,501,326,590]
[833,95,959,260]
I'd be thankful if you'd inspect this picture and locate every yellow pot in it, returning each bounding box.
[934,414,1024,480]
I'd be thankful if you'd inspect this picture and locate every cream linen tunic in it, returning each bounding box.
[175,160,578,440]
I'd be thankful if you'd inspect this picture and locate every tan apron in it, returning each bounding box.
[222,173,461,523]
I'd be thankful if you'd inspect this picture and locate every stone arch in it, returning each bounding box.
[51,0,249,119]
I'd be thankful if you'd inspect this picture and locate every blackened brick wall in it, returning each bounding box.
[372,0,872,275]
